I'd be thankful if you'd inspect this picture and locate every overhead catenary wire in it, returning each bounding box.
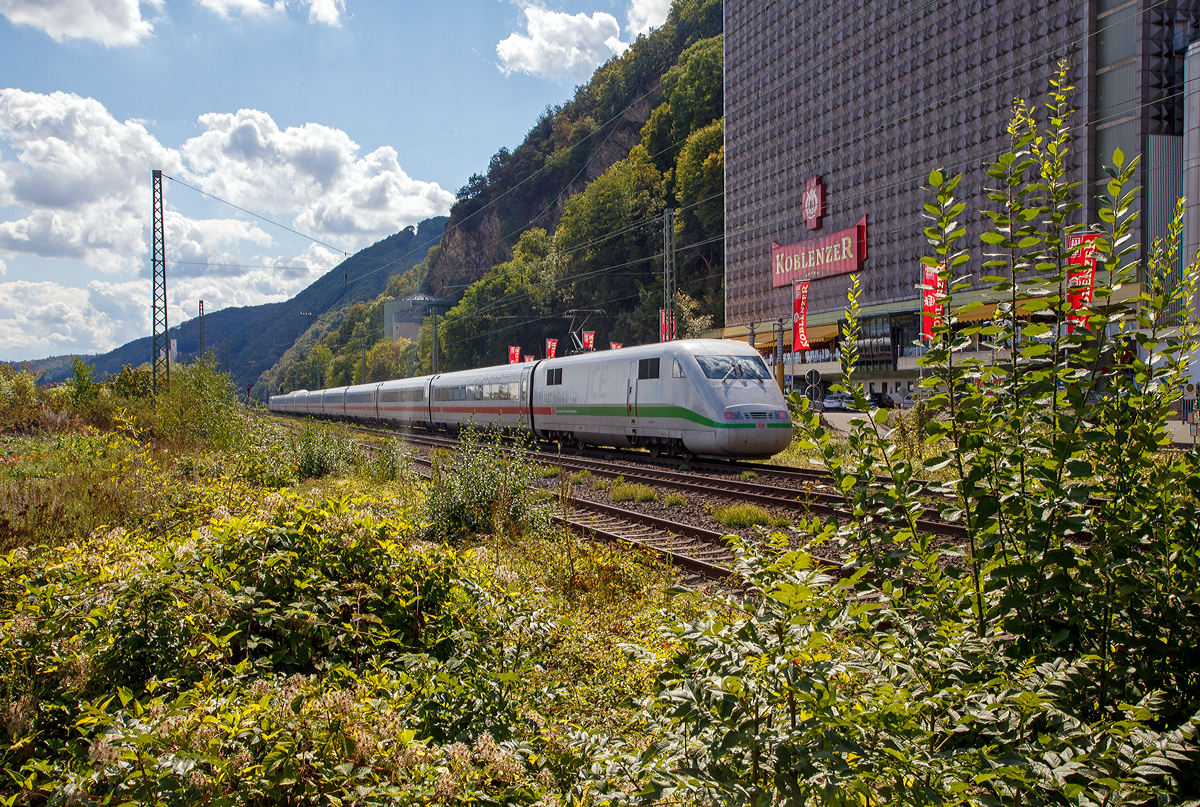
[163,175,349,258]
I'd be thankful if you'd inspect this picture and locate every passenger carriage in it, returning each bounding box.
[377,376,433,428]
[428,364,534,432]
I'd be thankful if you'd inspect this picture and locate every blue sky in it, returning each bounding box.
[0,0,670,361]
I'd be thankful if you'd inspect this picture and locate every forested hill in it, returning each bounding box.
[424,0,722,310]
[29,217,445,390]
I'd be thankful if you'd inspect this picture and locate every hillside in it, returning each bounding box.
[24,217,446,390]
[425,0,721,301]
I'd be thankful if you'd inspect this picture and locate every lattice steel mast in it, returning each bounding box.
[151,169,169,391]
[662,207,676,341]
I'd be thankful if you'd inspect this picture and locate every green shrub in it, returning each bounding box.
[739,470,758,481]
[780,70,1200,798]
[540,464,562,478]
[568,469,592,485]
[664,493,687,506]
[148,356,246,448]
[426,426,549,543]
[289,424,361,480]
[361,436,411,483]
[610,482,657,502]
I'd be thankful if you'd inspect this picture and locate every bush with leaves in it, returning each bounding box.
[584,535,1198,806]
[772,66,1200,791]
[426,425,550,544]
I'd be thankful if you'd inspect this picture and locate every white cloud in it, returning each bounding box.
[0,88,182,271]
[299,0,343,26]
[0,89,451,359]
[0,0,162,47]
[181,108,453,241]
[0,278,143,356]
[196,0,284,20]
[196,0,343,26]
[626,0,670,37]
[497,7,627,83]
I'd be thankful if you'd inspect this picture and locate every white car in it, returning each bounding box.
[821,391,854,411]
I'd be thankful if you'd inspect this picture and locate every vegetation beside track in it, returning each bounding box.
[4,74,1200,804]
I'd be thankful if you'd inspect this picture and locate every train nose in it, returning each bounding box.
[716,405,793,457]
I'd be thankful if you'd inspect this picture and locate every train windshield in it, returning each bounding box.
[695,355,772,381]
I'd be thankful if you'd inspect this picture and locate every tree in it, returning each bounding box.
[436,229,560,371]
[556,146,667,347]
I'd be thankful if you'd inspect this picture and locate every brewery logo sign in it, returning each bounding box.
[803,176,825,230]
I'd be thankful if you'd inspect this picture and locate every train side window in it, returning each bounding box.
[672,358,685,378]
[638,358,660,380]
[520,377,527,401]
[546,368,562,386]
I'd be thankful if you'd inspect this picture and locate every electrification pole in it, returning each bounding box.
[662,207,676,340]
[198,299,206,358]
[151,169,169,392]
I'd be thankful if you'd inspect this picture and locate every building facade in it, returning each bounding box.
[724,0,1199,398]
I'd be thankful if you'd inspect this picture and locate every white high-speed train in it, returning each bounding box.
[268,339,792,459]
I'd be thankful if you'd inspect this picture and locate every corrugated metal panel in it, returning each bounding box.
[1148,134,1185,321]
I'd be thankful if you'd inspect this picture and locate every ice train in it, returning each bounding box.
[268,339,792,459]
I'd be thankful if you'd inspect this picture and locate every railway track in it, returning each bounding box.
[307,418,969,541]
[401,444,743,582]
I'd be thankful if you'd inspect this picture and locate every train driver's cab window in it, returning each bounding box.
[637,357,660,379]
[694,355,772,381]
[546,367,563,386]
[672,358,686,378]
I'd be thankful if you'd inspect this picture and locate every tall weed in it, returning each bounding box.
[426,426,549,544]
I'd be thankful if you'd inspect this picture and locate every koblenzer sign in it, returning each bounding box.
[771,215,867,288]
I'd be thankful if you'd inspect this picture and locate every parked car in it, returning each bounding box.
[897,390,935,409]
[821,391,853,411]
[868,391,895,409]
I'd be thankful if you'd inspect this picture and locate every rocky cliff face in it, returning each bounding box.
[427,117,646,300]
[423,0,718,301]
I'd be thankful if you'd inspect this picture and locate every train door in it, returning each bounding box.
[627,361,638,417]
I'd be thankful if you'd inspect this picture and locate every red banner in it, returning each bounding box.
[582,331,595,350]
[772,216,868,288]
[1067,233,1101,333]
[921,263,948,341]
[508,346,520,364]
[659,310,675,342]
[524,355,534,363]
[792,281,811,351]
[545,338,557,359]
[610,342,622,350]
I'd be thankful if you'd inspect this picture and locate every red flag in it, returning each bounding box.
[921,263,947,341]
[610,342,622,350]
[793,281,811,351]
[508,346,520,364]
[582,331,595,350]
[659,310,675,342]
[545,338,557,359]
[524,355,534,363]
[1067,233,1101,333]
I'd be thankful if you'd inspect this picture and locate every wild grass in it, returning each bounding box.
[711,503,791,529]
[611,482,658,503]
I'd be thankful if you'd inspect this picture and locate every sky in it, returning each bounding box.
[0,0,672,362]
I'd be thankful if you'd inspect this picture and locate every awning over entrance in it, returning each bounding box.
[753,323,839,350]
